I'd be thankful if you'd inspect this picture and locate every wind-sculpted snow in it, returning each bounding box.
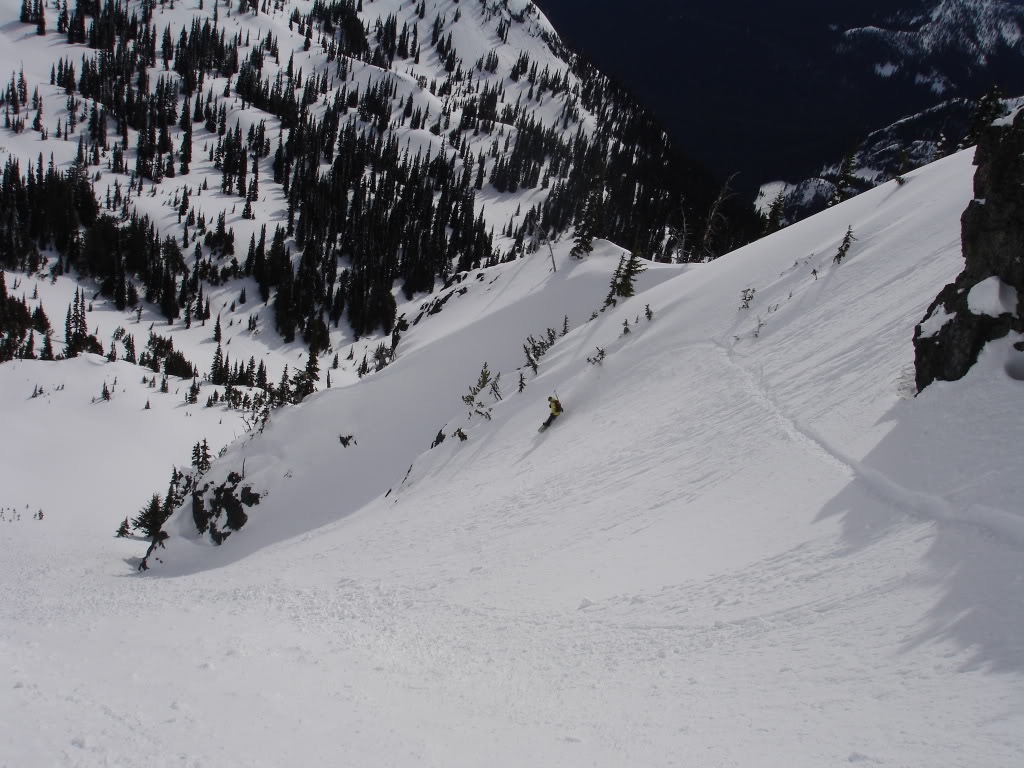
[2,46,1023,768]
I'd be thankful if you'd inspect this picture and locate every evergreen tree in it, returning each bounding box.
[63,289,101,357]
[603,255,625,309]
[830,154,856,206]
[965,85,1006,147]
[276,365,290,405]
[570,192,600,259]
[834,226,856,265]
[291,348,319,401]
[161,469,181,529]
[190,439,212,473]
[22,331,36,359]
[210,342,224,384]
[160,265,180,323]
[763,190,786,235]
[132,493,166,539]
[615,252,647,298]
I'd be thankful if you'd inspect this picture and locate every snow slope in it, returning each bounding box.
[0,353,251,525]
[3,148,1023,766]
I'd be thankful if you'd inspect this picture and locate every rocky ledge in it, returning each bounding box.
[914,109,1024,391]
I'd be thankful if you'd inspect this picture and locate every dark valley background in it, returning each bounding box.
[534,0,1024,195]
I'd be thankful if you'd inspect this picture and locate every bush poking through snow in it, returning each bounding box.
[463,363,495,420]
[521,327,560,375]
[834,226,856,265]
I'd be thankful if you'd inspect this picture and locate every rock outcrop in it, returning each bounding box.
[192,471,262,544]
[913,109,1024,391]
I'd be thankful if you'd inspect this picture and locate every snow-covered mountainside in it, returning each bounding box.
[3,144,1022,765]
[845,0,1024,93]
[756,93,1024,226]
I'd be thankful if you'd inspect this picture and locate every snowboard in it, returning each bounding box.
[538,412,563,432]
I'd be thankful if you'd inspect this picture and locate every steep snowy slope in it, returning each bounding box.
[0,0,723,537]
[2,147,1021,766]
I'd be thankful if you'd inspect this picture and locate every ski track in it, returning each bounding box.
[713,340,854,477]
[715,339,1024,549]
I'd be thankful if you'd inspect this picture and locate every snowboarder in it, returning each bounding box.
[539,396,564,432]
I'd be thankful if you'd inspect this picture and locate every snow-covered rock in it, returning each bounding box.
[915,109,1024,389]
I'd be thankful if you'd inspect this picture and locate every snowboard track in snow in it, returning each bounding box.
[714,339,1024,549]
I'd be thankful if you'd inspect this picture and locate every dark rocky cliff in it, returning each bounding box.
[914,109,1024,391]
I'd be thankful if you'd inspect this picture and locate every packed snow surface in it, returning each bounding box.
[3,150,1023,766]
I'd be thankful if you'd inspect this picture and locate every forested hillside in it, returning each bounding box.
[0,0,756,376]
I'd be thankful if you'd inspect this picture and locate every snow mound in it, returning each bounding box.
[967,275,1019,317]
